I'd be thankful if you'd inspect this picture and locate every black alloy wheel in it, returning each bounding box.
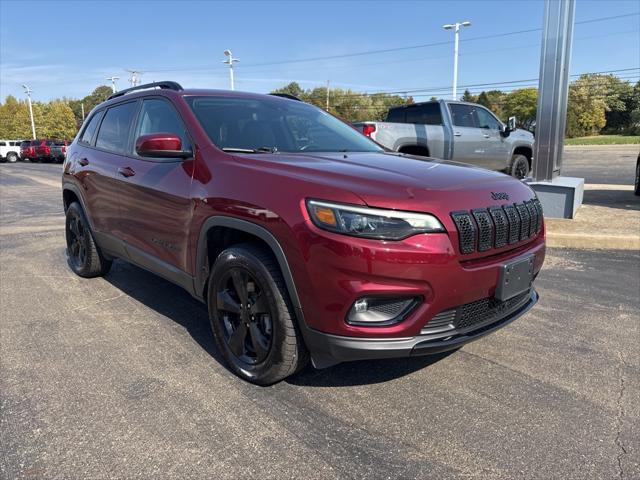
[67,214,88,271]
[216,267,273,365]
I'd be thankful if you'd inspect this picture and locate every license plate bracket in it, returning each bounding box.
[495,254,534,301]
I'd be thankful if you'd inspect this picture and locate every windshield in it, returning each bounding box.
[185,96,383,154]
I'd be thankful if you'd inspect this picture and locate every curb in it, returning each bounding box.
[545,232,640,250]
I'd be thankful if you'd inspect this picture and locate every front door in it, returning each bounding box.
[114,97,195,275]
[448,103,493,168]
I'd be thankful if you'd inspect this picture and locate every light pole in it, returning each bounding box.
[443,21,471,100]
[223,50,239,90]
[22,84,36,139]
[106,76,120,93]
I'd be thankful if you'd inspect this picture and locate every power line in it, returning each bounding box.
[299,68,640,101]
[139,12,640,74]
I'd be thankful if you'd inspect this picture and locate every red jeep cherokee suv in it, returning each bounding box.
[62,82,545,384]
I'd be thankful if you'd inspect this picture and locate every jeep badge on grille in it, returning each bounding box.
[491,192,510,201]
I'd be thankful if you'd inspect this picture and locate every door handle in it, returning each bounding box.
[453,132,462,137]
[78,157,89,166]
[117,166,136,178]
[483,134,491,138]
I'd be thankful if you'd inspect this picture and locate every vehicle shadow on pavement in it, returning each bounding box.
[288,351,455,388]
[583,189,639,211]
[104,260,225,364]
[104,259,454,386]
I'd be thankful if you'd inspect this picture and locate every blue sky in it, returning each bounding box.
[1,0,638,102]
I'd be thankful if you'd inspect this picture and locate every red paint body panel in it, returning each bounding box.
[63,88,545,342]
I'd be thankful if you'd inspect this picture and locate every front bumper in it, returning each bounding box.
[302,288,538,368]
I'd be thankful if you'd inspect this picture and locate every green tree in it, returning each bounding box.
[271,82,305,99]
[475,90,507,119]
[41,101,78,139]
[67,85,113,126]
[566,75,608,137]
[0,96,45,138]
[503,88,538,129]
[602,78,638,134]
[461,89,476,102]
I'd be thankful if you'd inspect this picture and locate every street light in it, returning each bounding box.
[443,21,472,100]
[106,76,120,93]
[223,49,239,90]
[22,84,36,140]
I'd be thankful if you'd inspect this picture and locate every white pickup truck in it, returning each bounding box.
[353,100,535,179]
[0,140,23,163]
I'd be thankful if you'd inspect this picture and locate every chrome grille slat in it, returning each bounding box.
[489,206,509,248]
[472,209,494,252]
[451,211,476,254]
[525,201,538,237]
[451,199,542,254]
[503,205,520,244]
[515,203,531,240]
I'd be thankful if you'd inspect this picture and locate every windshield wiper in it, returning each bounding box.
[222,146,278,153]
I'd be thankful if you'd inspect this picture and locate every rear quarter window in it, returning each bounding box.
[385,108,405,123]
[79,111,104,145]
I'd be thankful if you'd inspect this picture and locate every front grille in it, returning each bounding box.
[451,199,542,255]
[420,290,531,336]
[456,290,530,331]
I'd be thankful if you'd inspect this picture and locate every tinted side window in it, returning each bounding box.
[385,108,405,123]
[0,142,6,146]
[406,103,442,125]
[475,107,501,130]
[95,102,137,153]
[134,99,189,153]
[79,112,103,145]
[449,104,478,128]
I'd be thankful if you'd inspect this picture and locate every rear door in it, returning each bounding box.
[114,97,195,274]
[404,103,446,157]
[448,103,493,168]
[475,106,510,170]
[76,101,137,244]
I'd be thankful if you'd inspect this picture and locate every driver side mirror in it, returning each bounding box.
[135,133,192,159]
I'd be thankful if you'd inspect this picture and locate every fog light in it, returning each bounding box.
[354,298,368,313]
[346,296,420,326]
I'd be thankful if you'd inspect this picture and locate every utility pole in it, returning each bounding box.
[126,70,142,87]
[326,80,330,111]
[442,21,471,100]
[106,76,120,93]
[223,50,239,90]
[22,84,36,139]
[81,103,85,122]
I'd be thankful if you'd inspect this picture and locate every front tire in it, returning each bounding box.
[509,154,530,180]
[207,244,308,385]
[65,202,112,277]
[635,160,640,196]
[6,152,18,163]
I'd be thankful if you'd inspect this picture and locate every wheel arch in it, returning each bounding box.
[512,145,533,168]
[396,144,431,157]
[195,217,303,316]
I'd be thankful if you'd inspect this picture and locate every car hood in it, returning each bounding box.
[233,151,537,212]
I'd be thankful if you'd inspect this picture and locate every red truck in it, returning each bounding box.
[62,82,545,384]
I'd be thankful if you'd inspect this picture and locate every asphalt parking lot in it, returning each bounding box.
[1,151,638,479]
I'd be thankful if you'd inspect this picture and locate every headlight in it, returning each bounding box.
[306,199,445,240]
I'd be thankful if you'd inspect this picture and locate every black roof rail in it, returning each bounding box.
[107,81,183,100]
[269,93,302,102]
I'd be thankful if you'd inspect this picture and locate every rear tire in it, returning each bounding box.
[509,154,530,180]
[65,202,112,278]
[635,160,640,196]
[207,243,309,385]
[6,152,18,163]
